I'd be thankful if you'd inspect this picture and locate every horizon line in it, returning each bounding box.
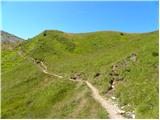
[1,29,159,40]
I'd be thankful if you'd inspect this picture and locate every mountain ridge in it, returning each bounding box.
[1,30,23,42]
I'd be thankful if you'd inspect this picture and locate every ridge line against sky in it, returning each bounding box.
[1,1,159,39]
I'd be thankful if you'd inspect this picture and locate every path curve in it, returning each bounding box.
[40,61,63,78]
[38,61,125,119]
[85,81,125,119]
[17,48,125,119]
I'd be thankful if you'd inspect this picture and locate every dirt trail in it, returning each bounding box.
[16,49,125,119]
[17,49,125,119]
[38,61,125,119]
[39,61,63,79]
[85,81,125,119]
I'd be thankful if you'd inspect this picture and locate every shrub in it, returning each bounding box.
[152,52,158,57]
[120,32,124,36]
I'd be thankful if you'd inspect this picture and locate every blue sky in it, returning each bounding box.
[1,1,159,39]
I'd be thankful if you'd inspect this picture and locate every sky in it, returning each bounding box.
[1,1,159,39]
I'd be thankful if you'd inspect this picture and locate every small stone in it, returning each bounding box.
[107,86,113,91]
[121,106,125,109]
[130,53,137,62]
[111,96,116,100]
[112,81,116,85]
[109,79,114,84]
[125,112,135,118]
[132,114,135,119]
[116,76,124,81]
[118,110,125,114]
[94,73,100,78]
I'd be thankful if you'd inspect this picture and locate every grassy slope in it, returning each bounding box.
[2,53,107,119]
[2,30,158,118]
[1,31,23,73]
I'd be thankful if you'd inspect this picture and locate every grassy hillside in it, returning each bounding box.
[1,30,159,118]
[1,31,23,73]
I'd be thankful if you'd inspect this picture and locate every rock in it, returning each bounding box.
[111,96,116,100]
[107,86,113,91]
[132,114,136,119]
[112,65,118,71]
[70,76,76,80]
[94,73,100,78]
[116,76,124,81]
[109,79,114,84]
[109,72,113,76]
[111,70,119,76]
[112,81,116,85]
[70,72,85,80]
[121,106,125,109]
[118,110,125,114]
[130,53,137,62]
[36,61,40,64]
[125,112,135,118]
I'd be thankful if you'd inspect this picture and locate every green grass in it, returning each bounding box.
[2,58,108,118]
[2,30,158,118]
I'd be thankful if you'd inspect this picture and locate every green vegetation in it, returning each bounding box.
[1,30,158,118]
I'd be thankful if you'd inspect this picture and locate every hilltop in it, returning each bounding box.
[1,30,23,50]
[1,30,159,119]
[1,30,23,43]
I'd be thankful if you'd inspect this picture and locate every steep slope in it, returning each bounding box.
[1,30,159,118]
